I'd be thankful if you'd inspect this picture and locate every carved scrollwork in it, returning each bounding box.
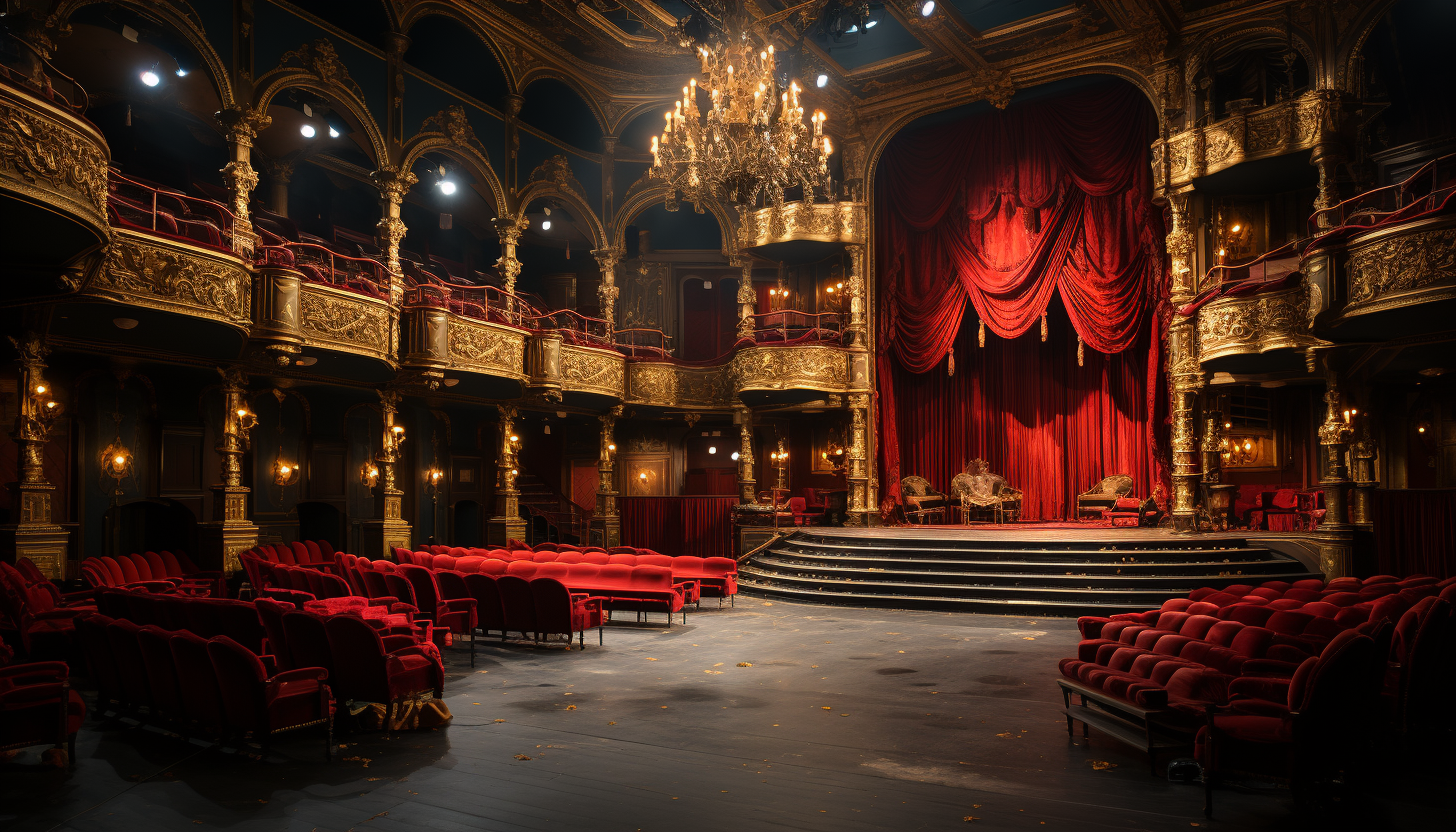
[446,318,526,378]
[1153,94,1333,196]
[1344,223,1456,309]
[1196,284,1322,362]
[299,284,394,362]
[91,230,250,326]
[0,91,108,226]
[733,346,851,393]
[560,346,625,399]
[736,201,866,249]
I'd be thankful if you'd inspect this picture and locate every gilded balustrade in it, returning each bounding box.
[86,228,252,330]
[1152,94,1328,195]
[1196,283,1324,365]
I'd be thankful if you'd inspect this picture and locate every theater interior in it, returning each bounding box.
[1,1,1454,829]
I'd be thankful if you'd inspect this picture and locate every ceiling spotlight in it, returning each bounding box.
[140,70,160,87]
[328,125,340,138]
[437,180,457,195]
[816,73,828,88]
[541,220,552,231]
[731,451,740,461]
[921,1,936,16]
[866,18,878,28]
[299,124,316,138]
[708,446,717,454]
[175,67,188,77]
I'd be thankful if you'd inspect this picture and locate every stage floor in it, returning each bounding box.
[819,525,1303,542]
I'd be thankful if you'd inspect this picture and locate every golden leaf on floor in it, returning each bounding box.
[646,657,658,661]
[514,754,532,761]
[713,662,724,667]
[737,662,753,667]
[1023,637,1036,640]
[963,816,979,822]
[821,706,832,710]
[705,670,723,674]
[1089,760,1117,770]
[995,732,1014,738]
[493,718,506,723]
[565,704,577,710]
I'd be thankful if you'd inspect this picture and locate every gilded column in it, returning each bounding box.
[735,405,756,504]
[735,257,756,340]
[1349,414,1377,529]
[371,166,417,305]
[0,335,68,579]
[844,392,872,526]
[487,404,527,546]
[591,406,622,548]
[1165,191,1203,532]
[846,244,867,348]
[358,390,412,559]
[593,247,621,337]
[1316,378,1355,577]
[198,367,258,575]
[1308,91,1346,230]
[264,158,293,217]
[217,107,272,258]
[1201,415,1223,485]
[494,216,527,314]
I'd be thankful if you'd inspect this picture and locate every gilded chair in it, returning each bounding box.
[1076,475,1134,519]
[899,476,948,524]
[952,460,1023,524]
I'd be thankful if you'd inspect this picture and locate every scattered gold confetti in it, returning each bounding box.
[514,754,532,761]
[646,657,658,661]
[840,713,849,717]
[1023,637,1036,641]
[661,706,668,709]
[1090,760,1117,771]
[608,721,617,725]
[963,817,979,823]
[821,706,832,710]
[762,602,773,606]
[713,662,724,667]
[471,702,480,705]
[737,662,752,667]
[493,719,506,723]
[705,670,723,674]
[565,705,577,710]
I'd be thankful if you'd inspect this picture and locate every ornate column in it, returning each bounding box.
[1349,414,1377,530]
[503,93,523,194]
[1165,191,1203,532]
[591,406,622,548]
[264,158,293,217]
[735,405,756,503]
[1201,415,1224,485]
[844,392,872,526]
[846,244,868,348]
[371,166,417,305]
[735,257,756,340]
[593,247,621,336]
[197,367,258,575]
[487,405,527,546]
[217,107,272,258]
[358,390,412,559]
[1308,91,1346,230]
[0,335,68,579]
[494,216,527,312]
[1316,377,1355,577]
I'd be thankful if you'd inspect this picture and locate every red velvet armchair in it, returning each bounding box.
[0,660,85,768]
[206,635,334,758]
[496,575,539,642]
[463,573,509,640]
[530,578,605,649]
[397,565,477,666]
[168,630,228,739]
[323,615,443,718]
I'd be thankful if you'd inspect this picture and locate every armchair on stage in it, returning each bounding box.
[950,460,1023,524]
[1076,475,1135,520]
[899,477,949,524]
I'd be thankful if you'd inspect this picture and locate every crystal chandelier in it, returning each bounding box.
[651,8,833,210]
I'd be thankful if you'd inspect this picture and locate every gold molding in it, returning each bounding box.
[736,201,866,249]
[1153,93,1327,195]
[445,315,527,380]
[87,229,251,329]
[0,82,109,245]
[298,283,395,364]
[1196,283,1324,363]
[733,346,853,394]
[1341,217,1456,319]
[560,344,626,399]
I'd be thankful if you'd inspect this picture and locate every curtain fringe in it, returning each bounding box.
[978,320,985,348]
[1077,335,1085,367]
[1040,312,1048,342]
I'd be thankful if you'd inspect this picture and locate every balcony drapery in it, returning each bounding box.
[875,82,1168,519]
[622,496,736,558]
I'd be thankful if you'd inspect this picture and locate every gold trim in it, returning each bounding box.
[0,82,109,245]
[1340,216,1456,320]
[737,201,866,249]
[298,283,395,363]
[445,315,528,381]
[560,343,626,399]
[733,345,853,394]
[1197,283,1323,363]
[1153,93,1326,195]
[86,229,250,329]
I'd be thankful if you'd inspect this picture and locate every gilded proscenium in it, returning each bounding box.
[736,201,865,249]
[90,229,251,328]
[446,315,527,380]
[560,344,626,400]
[1196,284,1323,362]
[1341,218,1456,318]
[0,82,109,242]
[298,282,395,364]
[1152,93,1330,195]
[733,346,852,395]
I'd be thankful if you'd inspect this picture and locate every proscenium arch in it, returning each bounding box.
[513,180,608,252]
[251,64,390,167]
[612,181,738,260]
[398,134,509,219]
[397,2,519,96]
[52,0,236,110]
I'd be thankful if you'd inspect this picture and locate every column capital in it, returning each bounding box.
[371,166,418,203]
[216,107,273,146]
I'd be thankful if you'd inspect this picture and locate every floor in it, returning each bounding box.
[814,527,1302,543]
[3,600,1447,832]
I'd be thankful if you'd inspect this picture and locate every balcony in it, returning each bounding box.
[1152,93,1329,194]
[736,200,865,249]
[0,36,110,293]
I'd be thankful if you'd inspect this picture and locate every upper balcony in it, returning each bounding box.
[1153,93,1329,195]
[0,34,110,295]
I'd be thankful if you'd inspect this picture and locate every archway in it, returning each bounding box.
[296,501,344,552]
[452,499,482,548]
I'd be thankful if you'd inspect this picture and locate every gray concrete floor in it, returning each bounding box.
[2,599,1447,831]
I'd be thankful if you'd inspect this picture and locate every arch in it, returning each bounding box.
[611,100,678,146]
[514,158,608,251]
[251,39,390,167]
[613,179,738,258]
[53,0,236,109]
[398,3,518,98]
[1335,0,1401,93]
[398,106,509,217]
[517,71,609,142]
[1183,22,1319,97]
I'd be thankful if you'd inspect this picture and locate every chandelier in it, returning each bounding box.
[651,7,833,210]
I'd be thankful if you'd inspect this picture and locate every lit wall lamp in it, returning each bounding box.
[236,406,258,432]
[273,456,299,487]
[100,441,134,485]
[425,467,444,493]
[360,462,381,490]
[385,423,406,456]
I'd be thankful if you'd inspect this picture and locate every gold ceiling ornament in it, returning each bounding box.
[651,5,833,211]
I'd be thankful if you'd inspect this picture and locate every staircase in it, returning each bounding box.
[739,528,1321,617]
[516,473,592,544]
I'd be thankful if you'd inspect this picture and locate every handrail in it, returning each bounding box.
[283,242,389,295]
[107,170,238,251]
[615,328,673,358]
[751,309,842,343]
[1199,237,1306,291]
[0,29,88,114]
[523,308,614,347]
[1309,152,1456,233]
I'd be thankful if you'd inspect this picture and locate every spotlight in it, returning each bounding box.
[140,70,160,87]
[328,125,340,138]
[541,220,551,231]
[816,73,828,88]
[299,124,316,138]
[731,451,740,461]
[437,180,457,195]
[175,67,188,77]
[920,1,936,16]
[866,18,878,28]
[708,446,717,454]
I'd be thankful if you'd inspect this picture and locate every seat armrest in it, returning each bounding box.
[382,635,418,652]
[440,598,477,612]
[28,609,85,621]
[1227,676,1292,704]
[0,661,70,683]
[365,596,400,607]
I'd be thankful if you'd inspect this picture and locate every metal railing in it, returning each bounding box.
[615,328,673,358]
[0,28,87,114]
[284,242,390,296]
[1310,152,1456,233]
[1198,238,1305,294]
[107,171,237,252]
[524,308,614,348]
[751,310,842,343]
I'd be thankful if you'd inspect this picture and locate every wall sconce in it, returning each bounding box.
[236,407,257,431]
[100,441,133,484]
[425,467,444,492]
[385,423,406,455]
[360,462,380,489]
[273,456,299,486]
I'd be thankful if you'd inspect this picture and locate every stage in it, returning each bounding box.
[738,524,1322,617]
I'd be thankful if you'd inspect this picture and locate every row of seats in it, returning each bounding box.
[92,590,267,657]
[239,540,340,590]
[81,551,222,597]
[0,560,95,662]
[74,615,334,757]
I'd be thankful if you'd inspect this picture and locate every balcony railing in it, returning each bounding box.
[0,29,87,113]
[106,171,239,255]
[526,308,613,348]
[280,242,390,299]
[751,309,843,344]
[615,328,673,359]
[1309,152,1456,235]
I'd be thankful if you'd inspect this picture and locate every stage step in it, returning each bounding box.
[739,528,1321,617]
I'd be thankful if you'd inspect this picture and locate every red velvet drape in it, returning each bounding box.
[876,82,1168,518]
[1373,489,1456,579]
[622,496,737,558]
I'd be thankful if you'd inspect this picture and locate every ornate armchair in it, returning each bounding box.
[951,460,1023,524]
[899,476,948,524]
[1076,475,1134,520]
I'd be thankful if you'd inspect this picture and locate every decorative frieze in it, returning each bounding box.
[91,229,251,327]
[298,283,394,363]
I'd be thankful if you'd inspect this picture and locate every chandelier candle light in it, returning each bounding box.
[651,27,833,210]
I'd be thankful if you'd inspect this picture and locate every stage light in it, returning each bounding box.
[1230,223,1242,233]
[328,125,340,138]
[921,1,936,16]
[299,124,316,138]
[816,73,828,88]
[708,446,717,454]
[541,219,551,230]
[175,67,188,77]
[731,451,740,461]
[437,180,457,195]
[866,18,878,28]
[140,70,160,87]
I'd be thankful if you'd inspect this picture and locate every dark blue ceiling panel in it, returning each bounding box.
[812,11,926,71]
[947,0,1069,32]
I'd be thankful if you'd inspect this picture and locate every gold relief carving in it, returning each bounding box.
[93,230,250,326]
[446,319,526,378]
[737,201,866,249]
[0,92,109,223]
[625,362,731,408]
[1344,224,1456,309]
[278,40,365,102]
[299,285,393,361]
[734,346,850,392]
[560,346,625,398]
[1155,95,1329,193]
[1196,285,1320,361]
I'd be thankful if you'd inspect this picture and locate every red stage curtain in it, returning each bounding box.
[622,496,737,558]
[1372,489,1456,579]
[876,82,1168,519]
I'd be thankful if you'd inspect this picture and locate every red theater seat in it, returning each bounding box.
[531,578,605,649]
[0,660,85,767]
[207,635,334,757]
